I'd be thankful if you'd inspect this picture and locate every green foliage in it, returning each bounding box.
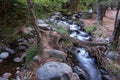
[84,25,96,33]
[26,43,38,61]
[57,27,69,35]
[61,37,73,49]
[34,0,67,18]
[107,62,120,74]
[0,0,28,41]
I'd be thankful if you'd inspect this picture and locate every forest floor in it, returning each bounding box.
[81,9,115,37]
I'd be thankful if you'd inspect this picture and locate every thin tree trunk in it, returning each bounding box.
[97,0,103,25]
[27,0,42,51]
[110,1,120,51]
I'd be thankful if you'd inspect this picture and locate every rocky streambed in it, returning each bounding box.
[36,12,111,80]
[1,12,118,80]
[0,28,36,79]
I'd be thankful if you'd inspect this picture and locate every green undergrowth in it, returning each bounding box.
[26,42,38,61]
[84,25,96,33]
[107,62,120,75]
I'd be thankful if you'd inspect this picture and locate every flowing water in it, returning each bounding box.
[74,48,102,80]
[50,14,102,80]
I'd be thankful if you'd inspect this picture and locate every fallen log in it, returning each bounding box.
[70,37,108,47]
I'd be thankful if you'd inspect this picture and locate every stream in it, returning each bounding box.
[49,12,103,80]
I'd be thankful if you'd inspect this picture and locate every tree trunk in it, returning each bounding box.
[110,2,120,51]
[27,0,42,51]
[97,0,103,25]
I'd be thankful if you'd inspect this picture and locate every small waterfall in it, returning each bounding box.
[75,48,102,80]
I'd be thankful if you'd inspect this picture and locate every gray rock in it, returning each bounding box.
[0,77,8,80]
[33,55,40,61]
[17,46,27,51]
[2,72,11,78]
[38,23,50,30]
[23,27,33,34]
[0,52,9,59]
[4,47,15,54]
[102,75,111,80]
[107,51,119,60]
[57,21,70,28]
[38,24,49,27]
[37,19,46,24]
[37,61,79,80]
[45,49,67,61]
[13,57,22,63]
[71,73,80,80]
[73,66,88,80]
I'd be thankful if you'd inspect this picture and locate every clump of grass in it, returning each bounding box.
[84,25,96,33]
[26,43,38,61]
[57,26,69,35]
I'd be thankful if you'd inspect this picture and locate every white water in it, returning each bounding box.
[49,14,102,80]
[75,48,102,80]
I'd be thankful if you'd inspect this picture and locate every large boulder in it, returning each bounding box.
[37,61,80,80]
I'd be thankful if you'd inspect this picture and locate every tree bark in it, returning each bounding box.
[110,1,120,51]
[27,0,42,51]
[97,0,103,25]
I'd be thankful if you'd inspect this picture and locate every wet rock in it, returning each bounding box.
[37,19,46,24]
[70,32,91,41]
[79,31,89,37]
[2,72,11,78]
[99,67,108,75]
[71,73,80,80]
[45,49,67,61]
[37,61,79,80]
[38,23,49,27]
[4,47,15,54]
[57,21,70,28]
[102,75,111,80]
[23,27,33,34]
[107,51,119,60]
[0,77,8,80]
[13,57,22,63]
[73,66,88,80]
[17,46,27,51]
[0,52,9,59]
[69,24,81,31]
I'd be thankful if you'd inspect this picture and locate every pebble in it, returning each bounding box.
[33,55,39,61]
[13,57,22,63]
[4,47,15,54]
[0,52,9,59]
